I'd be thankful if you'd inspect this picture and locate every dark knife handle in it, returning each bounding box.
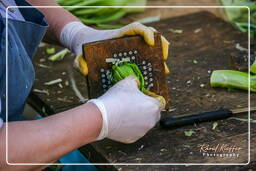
[160,109,233,129]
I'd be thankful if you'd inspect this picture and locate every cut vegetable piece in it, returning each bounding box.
[251,60,256,74]
[210,70,256,92]
[46,47,55,55]
[48,49,69,61]
[169,28,183,34]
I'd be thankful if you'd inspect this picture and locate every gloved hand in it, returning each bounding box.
[88,76,162,143]
[60,21,170,76]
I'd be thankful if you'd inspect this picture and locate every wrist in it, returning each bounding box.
[88,99,108,140]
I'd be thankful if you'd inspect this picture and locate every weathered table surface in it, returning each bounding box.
[30,12,256,171]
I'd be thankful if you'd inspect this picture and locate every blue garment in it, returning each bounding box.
[0,1,98,170]
[0,0,48,121]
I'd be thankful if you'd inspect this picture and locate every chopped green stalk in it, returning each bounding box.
[251,60,256,74]
[48,48,69,61]
[46,47,55,55]
[111,62,145,91]
[169,28,183,34]
[210,70,256,92]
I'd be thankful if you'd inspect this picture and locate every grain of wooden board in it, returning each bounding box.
[30,12,256,170]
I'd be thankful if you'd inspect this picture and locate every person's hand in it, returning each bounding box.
[88,76,163,143]
[60,21,170,76]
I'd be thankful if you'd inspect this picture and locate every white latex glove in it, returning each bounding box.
[88,76,162,144]
[60,21,170,76]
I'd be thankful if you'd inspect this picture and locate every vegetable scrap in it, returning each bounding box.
[228,117,256,123]
[235,43,248,52]
[169,28,183,34]
[46,47,56,55]
[184,130,194,137]
[44,78,62,86]
[212,122,218,130]
[48,48,69,61]
[192,59,198,64]
[33,89,49,95]
[194,28,202,33]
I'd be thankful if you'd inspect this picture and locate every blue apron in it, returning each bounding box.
[0,1,98,170]
[0,0,48,121]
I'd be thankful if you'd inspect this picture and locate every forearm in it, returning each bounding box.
[26,0,80,43]
[0,103,102,171]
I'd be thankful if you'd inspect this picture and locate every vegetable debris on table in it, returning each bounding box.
[46,47,55,55]
[169,28,183,34]
[48,48,69,61]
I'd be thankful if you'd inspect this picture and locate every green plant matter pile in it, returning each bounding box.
[221,0,256,39]
[210,70,256,92]
[56,0,147,28]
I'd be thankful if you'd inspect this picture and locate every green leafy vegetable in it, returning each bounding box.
[221,0,256,39]
[46,47,55,55]
[48,49,69,61]
[210,70,256,92]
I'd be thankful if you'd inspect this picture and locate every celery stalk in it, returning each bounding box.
[210,70,256,92]
[251,60,256,74]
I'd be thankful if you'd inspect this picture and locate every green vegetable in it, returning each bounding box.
[251,60,256,74]
[184,130,194,137]
[46,47,55,55]
[210,70,256,92]
[56,0,147,26]
[221,0,256,39]
[111,62,145,91]
[169,28,183,34]
[48,49,69,61]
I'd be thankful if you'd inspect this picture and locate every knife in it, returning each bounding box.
[160,107,256,129]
